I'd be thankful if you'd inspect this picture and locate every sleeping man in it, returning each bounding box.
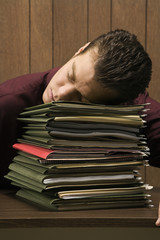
[0,29,159,226]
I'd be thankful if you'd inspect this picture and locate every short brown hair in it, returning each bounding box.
[84,29,152,104]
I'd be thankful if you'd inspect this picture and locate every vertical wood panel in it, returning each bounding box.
[88,0,111,41]
[146,0,160,187]
[53,0,88,67]
[112,0,146,46]
[0,0,29,82]
[30,0,53,73]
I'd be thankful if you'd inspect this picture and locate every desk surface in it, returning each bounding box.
[0,188,159,228]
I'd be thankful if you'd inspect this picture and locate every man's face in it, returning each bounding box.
[43,50,117,104]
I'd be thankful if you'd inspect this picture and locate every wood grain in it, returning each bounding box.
[30,0,53,73]
[53,0,88,67]
[0,0,29,82]
[112,0,146,46]
[88,0,111,41]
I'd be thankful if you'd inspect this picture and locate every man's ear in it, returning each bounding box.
[74,42,90,56]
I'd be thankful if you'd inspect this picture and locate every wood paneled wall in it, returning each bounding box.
[0,0,160,100]
[0,0,160,186]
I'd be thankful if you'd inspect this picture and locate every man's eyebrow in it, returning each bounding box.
[72,61,77,81]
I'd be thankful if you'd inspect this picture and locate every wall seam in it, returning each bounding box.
[52,0,54,68]
[87,0,89,42]
[110,0,112,31]
[29,0,31,74]
[145,0,148,51]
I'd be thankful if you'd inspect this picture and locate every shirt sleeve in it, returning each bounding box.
[0,68,61,188]
[133,91,160,167]
[143,96,160,168]
[0,71,49,187]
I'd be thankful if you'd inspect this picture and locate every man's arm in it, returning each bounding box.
[0,71,50,187]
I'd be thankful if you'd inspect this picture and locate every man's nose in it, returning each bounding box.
[59,85,81,101]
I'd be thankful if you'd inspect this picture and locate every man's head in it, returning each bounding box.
[43,29,152,104]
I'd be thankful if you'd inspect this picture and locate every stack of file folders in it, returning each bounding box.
[5,101,153,211]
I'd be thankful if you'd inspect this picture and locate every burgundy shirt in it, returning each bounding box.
[0,67,160,187]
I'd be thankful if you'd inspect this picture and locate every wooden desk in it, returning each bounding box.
[0,188,159,228]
